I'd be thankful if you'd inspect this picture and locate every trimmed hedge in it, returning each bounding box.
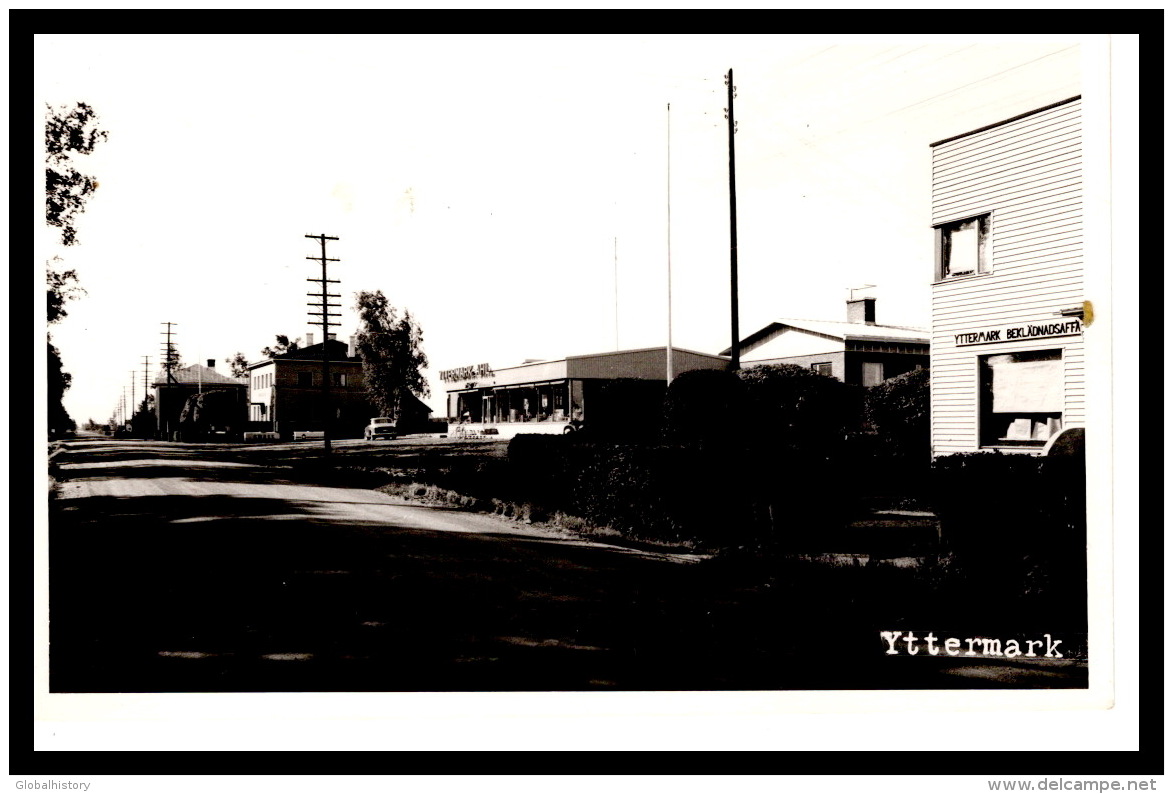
[506,432,862,550]
[928,450,1087,631]
[864,367,929,462]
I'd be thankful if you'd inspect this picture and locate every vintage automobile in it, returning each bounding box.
[364,416,397,441]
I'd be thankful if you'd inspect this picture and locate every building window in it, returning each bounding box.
[979,349,1063,447]
[937,214,991,279]
[811,362,833,377]
[862,361,884,387]
[332,372,346,387]
[297,372,312,387]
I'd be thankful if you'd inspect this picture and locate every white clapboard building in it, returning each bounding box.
[929,96,1086,455]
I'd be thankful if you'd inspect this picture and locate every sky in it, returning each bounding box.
[36,34,1097,425]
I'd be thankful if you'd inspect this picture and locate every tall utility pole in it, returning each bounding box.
[666,102,674,384]
[725,69,740,371]
[142,356,152,439]
[306,234,340,455]
[129,371,136,421]
[160,322,179,440]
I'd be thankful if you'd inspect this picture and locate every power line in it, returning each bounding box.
[881,45,1080,119]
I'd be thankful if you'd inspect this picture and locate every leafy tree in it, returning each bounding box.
[46,102,108,247]
[160,341,183,376]
[662,369,748,447]
[46,265,85,439]
[225,352,250,378]
[130,395,157,438]
[47,341,75,438]
[353,290,429,418]
[864,367,929,461]
[179,390,241,437]
[47,261,85,325]
[261,335,301,358]
[45,102,106,439]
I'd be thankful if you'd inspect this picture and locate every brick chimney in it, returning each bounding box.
[207,359,215,368]
[306,332,314,346]
[847,297,876,325]
[348,335,357,358]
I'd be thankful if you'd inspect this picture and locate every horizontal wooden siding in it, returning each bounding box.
[930,99,1083,455]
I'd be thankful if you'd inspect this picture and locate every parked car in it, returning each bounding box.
[364,417,397,440]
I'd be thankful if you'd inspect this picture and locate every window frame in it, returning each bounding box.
[935,212,992,281]
[977,348,1064,449]
[810,362,833,377]
[861,361,884,388]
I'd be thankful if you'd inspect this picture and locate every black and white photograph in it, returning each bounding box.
[31,31,1140,771]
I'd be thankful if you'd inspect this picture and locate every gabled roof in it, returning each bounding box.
[720,318,929,356]
[154,364,247,387]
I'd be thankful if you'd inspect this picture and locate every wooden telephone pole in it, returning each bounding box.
[306,234,340,455]
[159,323,178,439]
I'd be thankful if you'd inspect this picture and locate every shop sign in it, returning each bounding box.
[440,363,494,382]
[953,319,1082,347]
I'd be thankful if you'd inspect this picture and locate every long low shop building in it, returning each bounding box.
[442,346,729,437]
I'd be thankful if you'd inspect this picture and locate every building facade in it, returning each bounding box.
[929,96,1086,455]
[722,298,929,387]
[443,346,729,438]
[247,337,371,439]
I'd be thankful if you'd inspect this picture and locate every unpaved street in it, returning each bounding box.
[47,439,1087,693]
[49,439,727,693]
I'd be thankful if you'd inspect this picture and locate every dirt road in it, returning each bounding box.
[48,439,727,693]
[46,438,1088,693]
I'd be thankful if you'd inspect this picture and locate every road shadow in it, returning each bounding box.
[47,449,1089,694]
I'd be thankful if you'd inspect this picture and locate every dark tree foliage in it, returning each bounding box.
[737,363,859,458]
[261,335,300,358]
[47,266,85,439]
[225,352,250,378]
[160,342,183,373]
[45,102,108,247]
[354,290,429,418]
[863,367,929,461]
[179,390,241,436]
[662,369,748,447]
[47,341,75,437]
[130,395,157,438]
[47,264,85,325]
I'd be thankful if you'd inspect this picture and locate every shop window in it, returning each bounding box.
[862,362,884,387]
[297,372,312,387]
[811,362,832,377]
[937,214,991,279]
[979,349,1063,447]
